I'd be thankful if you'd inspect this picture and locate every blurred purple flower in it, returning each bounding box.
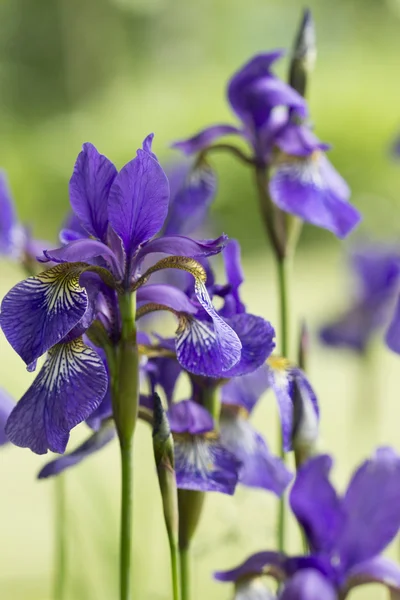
[0,388,15,446]
[215,448,400,599]
[319,244,400,354]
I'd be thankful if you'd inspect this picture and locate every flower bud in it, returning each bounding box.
[289,8,317,97]
[292,372,319,468]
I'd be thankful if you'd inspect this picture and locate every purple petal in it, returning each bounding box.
[337,447,400,571]
[345,556,400,596]
[69,143,117,242]
[289,454,345,555]
[136,234,228,264]
[269,154,361,239]
[0,388,15,446]
[108,137,169,262]
[351,245,400,299]
[222,313,275,377]
[164,162,217,236]
[174,434,241,494]
[136,283,197,314]
[0,171,18,255]
[274,122,329,157]
[319,305,376,354]
[222,239,245,312]
[220,410,292,495]
[233,578,275,599]
[5,339,108,454]
[214,551,285,582]
[0,264,90,365]
[227,52,307,130]
[168,400,214,435]
[291,371,320,452]
[221,365,270,413]
[40,239,121,278]
[59,212,88,244]
[172,124,241,156]
[148,356,182,404]
[142,133,158,160]
[38,422,115,478]
[386,295,400,354]
[280,569,337,600]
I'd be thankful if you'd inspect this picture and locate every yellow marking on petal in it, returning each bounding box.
[267,355,291,371]
[132,255,207,291]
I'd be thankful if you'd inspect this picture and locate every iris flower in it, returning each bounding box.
[319,244,400,354]
[0,135,242,454]
[215,448,400,599]
[0,388,15,446]
[173,52,360,239]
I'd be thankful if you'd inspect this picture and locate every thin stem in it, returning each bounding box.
[199,143,257,167]
[276,255,291,554]
[168,537,180,600]
[179,545,191,600]
[54,475,67,600]
[119,440,133,600]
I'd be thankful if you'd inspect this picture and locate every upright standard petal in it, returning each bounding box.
[337,447,400,571]
[108,139,169,263]
[172,124,242,156]
[0,388,15,446]
[220,409,292,495]
[174,433,241,494]
[223,313,275,377]
[38,422,115,478]
[5,338,108,454]
[163,161,217,236]
[269,154,361,239]
[221,239,246,315]
[69,143,117,242]
[0,264,90,365]
[289,455,345,555]
[279,569,337,600]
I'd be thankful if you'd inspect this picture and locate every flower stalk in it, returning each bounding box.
[53,475,67,600]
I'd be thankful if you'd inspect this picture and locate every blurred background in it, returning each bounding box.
[0,0,400,597]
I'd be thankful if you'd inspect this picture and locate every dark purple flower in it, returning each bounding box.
[0,388,15,446]
[173,52,307,159]
[169,400,241,494]
[214,448,400,599]
[319,244,400,354]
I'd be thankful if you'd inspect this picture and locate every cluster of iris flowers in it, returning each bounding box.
[1,9,400,600]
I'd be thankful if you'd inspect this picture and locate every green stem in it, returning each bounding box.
[179,545,191,600]
[54,475,67,600]
[276,256,291,554]
[168,537,180,600]
[119,440,133,600]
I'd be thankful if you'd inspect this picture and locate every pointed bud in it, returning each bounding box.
[298,320,309,372]
[289,8,316,97]
[152,393,179,544]
[292,372,319,468]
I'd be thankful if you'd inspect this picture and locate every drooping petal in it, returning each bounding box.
[168,400,214,435]
[227,52,307,130]
[5,338,108,454]
[279,569,337,600]
[386,295,400,354]
[136,234,227,265]
[274,121,329,157]
[136,283,197,314]
[172,124,242,155]
[174,433,241,494]
[221,365,270,413]
[220,410,292,495]
[345,556,400,597]
[0,388,15,446]
[222,313,275,377]
[0,264,90,365]
[69,143,117,242]
[319,304,376,354]
[269,154,360,239]
[38,421,115,478]
[214,551,285,582]
[164,161,217,236]
[337,447,400,572]
[289,455,345,555]
[0,171,19,255]
[40,238,122,278]
[108,137,170,262]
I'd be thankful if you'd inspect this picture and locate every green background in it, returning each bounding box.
[0,0,399,597]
